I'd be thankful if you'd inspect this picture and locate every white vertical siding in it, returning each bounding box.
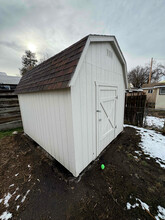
[71,42,125,176]
[155,88,165,110]
[18,89,76,176]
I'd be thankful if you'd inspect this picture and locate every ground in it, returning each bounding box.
[0,124,165,220]
[144,115,165,134]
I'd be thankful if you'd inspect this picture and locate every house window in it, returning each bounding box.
[159,88,165,95]
[148,89,153,93]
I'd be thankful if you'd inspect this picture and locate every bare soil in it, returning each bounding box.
[0,127,165,220]
[147,108,165,118]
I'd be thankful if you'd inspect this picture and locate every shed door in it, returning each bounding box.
[96,84,117,156]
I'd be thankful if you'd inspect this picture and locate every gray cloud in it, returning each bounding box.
[0,41,24,52]
[0,0,165,76]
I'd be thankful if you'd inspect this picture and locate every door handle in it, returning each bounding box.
[96,110,101,112]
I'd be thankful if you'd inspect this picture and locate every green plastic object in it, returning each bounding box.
[101,164,105,170]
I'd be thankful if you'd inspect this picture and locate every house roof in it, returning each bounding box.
[15,34,127,94]
[0,72,21,85]
[142,82,165,89]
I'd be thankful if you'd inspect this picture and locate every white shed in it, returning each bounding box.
[16,34,128,177]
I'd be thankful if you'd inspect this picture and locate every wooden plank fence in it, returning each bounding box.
[124,92,146,127]
[0,90,22,131]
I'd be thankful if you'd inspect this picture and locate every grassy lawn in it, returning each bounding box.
[0,127,23,139]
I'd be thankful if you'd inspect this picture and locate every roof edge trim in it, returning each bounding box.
[69,37,91,87]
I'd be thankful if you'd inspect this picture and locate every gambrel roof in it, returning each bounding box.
[15,34,127,94]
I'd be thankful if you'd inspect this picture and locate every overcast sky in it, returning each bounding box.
[0,0,165,76]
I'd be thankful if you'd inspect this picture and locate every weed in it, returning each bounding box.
[0,127,23,139]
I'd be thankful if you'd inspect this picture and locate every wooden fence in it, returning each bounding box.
[0,90,22,131]
[124,92,146,126]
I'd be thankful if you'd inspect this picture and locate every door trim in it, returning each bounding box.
[95,82,118,156]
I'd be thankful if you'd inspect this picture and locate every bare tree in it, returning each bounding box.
[39,53,50,64]
[128,61,165,88]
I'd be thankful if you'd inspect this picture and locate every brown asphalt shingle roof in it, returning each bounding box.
[15,35,88,94]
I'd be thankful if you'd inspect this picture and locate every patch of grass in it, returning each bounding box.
[127,153,134,160]
[0,127,23,139]
[141,160,149,167]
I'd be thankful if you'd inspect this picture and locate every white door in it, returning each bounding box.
[96,84,117,156]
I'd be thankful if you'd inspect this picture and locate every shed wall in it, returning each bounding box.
[18,90,76,176]
[71,42,125,176]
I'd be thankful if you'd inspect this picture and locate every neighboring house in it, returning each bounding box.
[15,34,128,177]
[0,72,21,90]
[142,82,165,110]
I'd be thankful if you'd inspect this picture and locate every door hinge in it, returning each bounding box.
[115,95,118,99]
[96,110,101,112]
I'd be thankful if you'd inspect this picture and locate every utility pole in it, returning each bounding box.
[148,57,153,84]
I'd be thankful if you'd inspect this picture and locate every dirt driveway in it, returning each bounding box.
[0,127,165,220]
